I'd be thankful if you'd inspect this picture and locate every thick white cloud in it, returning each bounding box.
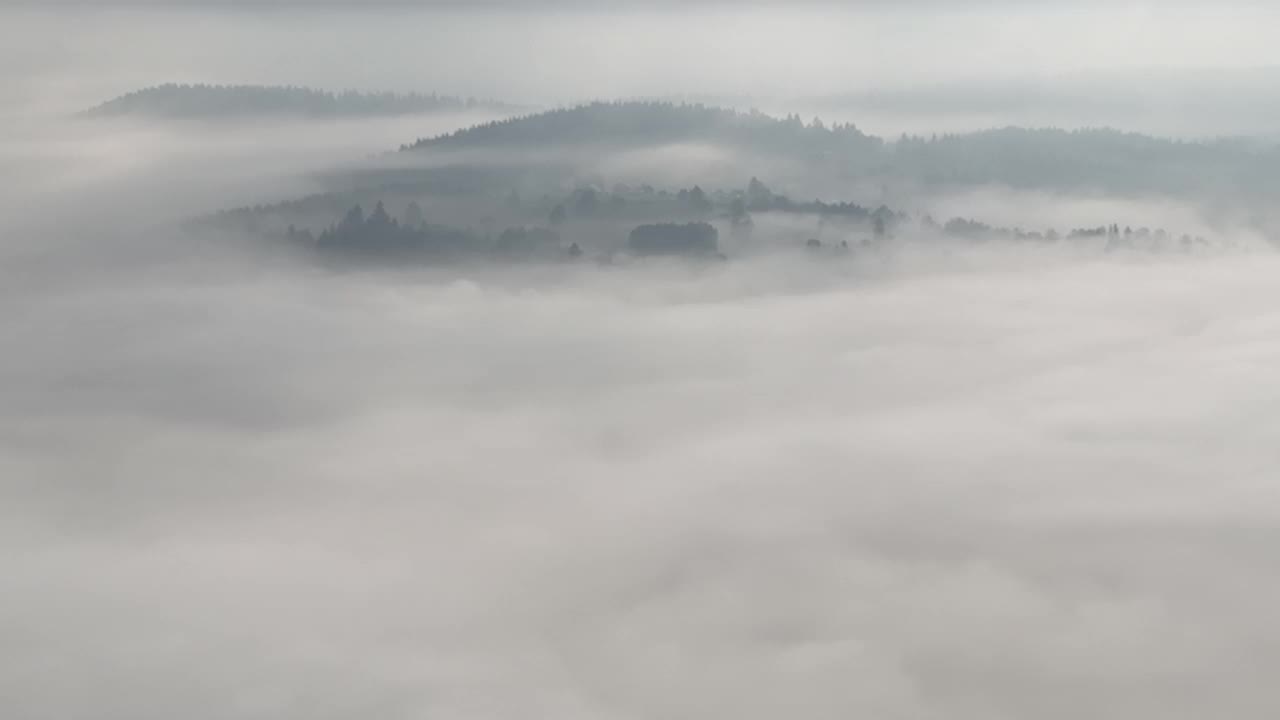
[5,226,1280,719]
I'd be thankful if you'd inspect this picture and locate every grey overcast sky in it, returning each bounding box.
[6,1,1280,110]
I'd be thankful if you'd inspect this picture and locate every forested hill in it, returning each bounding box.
[401,101,882,154]
[401,101,1280,198]
[84,84,519,119]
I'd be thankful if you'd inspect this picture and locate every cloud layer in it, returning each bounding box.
[5,237,1280,719]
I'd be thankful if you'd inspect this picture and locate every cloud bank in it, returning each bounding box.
[5,228,1280,718]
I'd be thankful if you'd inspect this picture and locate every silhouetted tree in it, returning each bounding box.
[746,176,773,210]
[369,200,393,228]
[312,202,480,259]
[687,185,711,213]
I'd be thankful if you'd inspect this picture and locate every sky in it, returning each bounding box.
[7,2,1280,111]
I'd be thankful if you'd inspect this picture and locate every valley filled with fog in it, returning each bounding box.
[4,4,1280,720]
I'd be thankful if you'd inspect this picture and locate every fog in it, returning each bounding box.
[9,226,1280,720]
[5,3,1280,720]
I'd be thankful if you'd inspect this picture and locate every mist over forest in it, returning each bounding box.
[5,4,1280,720]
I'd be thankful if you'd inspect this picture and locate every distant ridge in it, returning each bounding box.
[400,100,1280,198]
[84,83,522,119]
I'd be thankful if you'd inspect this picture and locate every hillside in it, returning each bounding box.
[84,83,519,119]
[402,101,882,156]
[401,101,1280,198]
